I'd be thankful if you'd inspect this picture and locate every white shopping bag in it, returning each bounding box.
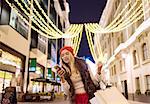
[90,97,99,104]
[93,87,129,104]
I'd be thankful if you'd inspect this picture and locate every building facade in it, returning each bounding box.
[96,0,150,103]
[0,0,69,99]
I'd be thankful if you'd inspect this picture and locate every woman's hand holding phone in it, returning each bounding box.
[54,65,65,78]
[55,65,66,83]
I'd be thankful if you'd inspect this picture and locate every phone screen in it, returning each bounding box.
[54,65,61,72]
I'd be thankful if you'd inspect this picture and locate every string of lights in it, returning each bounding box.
[85,3,144,33]
[6,0,84,39]
[4,0,149,61]
[33,0,64,35]
[85,7,143,33]
[95,33,103,59]
[85,25,98,62]
[72,29,79,51]
[7,0,146,38]
[105,1,132,29]
[74,30,83,56]
[14,0,62,37]
[106,0,139,30]
[5,0,62,39]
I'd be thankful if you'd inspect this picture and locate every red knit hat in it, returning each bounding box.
[60,46,74,56]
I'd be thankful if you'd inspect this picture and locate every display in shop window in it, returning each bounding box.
[1,87,17,104]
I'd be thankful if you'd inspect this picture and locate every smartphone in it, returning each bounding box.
[54,65,65,77]
[54,65,61,71]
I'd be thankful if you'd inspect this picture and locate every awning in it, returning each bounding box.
[31,78,48,82]
[0,63,16,73]
[31,78,61,86]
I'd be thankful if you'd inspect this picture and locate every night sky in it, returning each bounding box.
[68,0,107,62]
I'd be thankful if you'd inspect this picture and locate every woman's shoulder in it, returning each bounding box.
[75,57,88,68]
[75,57,86,63]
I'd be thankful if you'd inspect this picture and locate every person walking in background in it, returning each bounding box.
[55,46,103,104]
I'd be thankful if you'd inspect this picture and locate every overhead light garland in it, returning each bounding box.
[6,0,83,39]
[85,25,98,62]
[6,0,147,36]
[85,2,144,33]
[4,0,149,61]
[105,1,132,30]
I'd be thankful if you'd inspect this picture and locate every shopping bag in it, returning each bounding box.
[93,87,129,104]
[89,97,99,104]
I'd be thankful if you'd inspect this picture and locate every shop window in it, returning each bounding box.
[133,50,138,65]
[142,43,149,61]
[0,71,13,93]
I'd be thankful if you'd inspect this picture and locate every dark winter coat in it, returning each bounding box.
[63,57,100,103]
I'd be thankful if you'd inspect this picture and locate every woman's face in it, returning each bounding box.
[60,49,73,64]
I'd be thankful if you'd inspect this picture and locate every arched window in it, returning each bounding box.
[133,50,137,65]
[142,43,149,60]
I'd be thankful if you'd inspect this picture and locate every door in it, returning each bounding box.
[124,80,128,99]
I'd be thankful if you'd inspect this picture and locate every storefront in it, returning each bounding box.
[0,43,25,93]
[0,64,15,93]
[28,62,45,93]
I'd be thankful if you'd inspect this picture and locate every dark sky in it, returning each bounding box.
[68,0,107,62]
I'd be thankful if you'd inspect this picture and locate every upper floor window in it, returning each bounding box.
[110,68,112,76]
[142,43,149,61]
[133,50,138,65]
[117,33,123,46]
[114,65,116,75]
[115,0,120,10]
[120,60,123,72]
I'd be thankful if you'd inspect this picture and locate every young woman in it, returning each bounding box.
[56,46,102,104]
